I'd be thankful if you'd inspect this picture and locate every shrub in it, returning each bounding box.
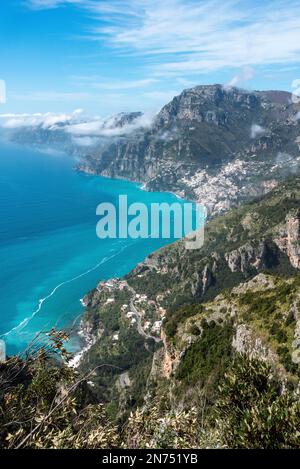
[176,321,233,388]
[188,324,201,336]
[0,331,119,449]
[213,356,300,448]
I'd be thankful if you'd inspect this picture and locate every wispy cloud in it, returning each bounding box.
[225,66,254,89]
[26,0,83,9]
[0,109,155,137]
[92,78,157,90]
[71,135,100,146]
[26,0,300,78]
[0,109,84,128]
[294,111,300,121]
[66,111,155,136]
[250,124,265,139]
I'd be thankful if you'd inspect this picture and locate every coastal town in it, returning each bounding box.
[95,278,164,344]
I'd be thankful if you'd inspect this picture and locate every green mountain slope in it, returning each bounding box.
[78,176,300,432]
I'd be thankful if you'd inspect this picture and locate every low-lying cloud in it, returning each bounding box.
[276,151,293,165]
[65,112,155,137]
[250,124,265,139]
[225,67,254,89]
[0,109,84,129]
[71,136,100,147]
[0,109,156,142]
[294,111,300,121]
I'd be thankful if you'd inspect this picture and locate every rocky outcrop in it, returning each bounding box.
[191,264,214,297]
[232,324,278,364]
[286,211,300,268]
[202,264,213,295]
[275,210,300,268]
[159,330,180,378]
[225,241,269,273]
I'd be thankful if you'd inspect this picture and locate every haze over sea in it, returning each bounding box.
[0,141,193,354]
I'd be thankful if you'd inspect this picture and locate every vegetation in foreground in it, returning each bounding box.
[1,330,300,449]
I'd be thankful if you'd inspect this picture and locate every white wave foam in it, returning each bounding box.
[1,242,130,339]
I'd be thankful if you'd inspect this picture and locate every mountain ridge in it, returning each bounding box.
[4,83,298,217]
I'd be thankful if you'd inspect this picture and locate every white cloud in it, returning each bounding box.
[86,0,300,76]
[0,109,84,129]
[155,127,179,142]
[66,111,155,137]
[0,108,155,140]
[72,136,100,146]
[225,66,254,89]
[92,78,157,90]
[66,120,104,136]
[276,152,293,165]
[250,124,265,139]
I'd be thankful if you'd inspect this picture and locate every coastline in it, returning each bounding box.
[1,141,191,354]
[68,318,95,368]
[67,169,196,366]
[76,164,191,203]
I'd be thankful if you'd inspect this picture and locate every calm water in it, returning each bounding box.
[0,141,191,354]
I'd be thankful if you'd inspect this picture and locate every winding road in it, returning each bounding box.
[124,281,162,343]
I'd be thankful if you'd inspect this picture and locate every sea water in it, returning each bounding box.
[0,141,194,354]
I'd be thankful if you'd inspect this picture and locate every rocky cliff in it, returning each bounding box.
[77,85,300,214]
[4,84,300,216]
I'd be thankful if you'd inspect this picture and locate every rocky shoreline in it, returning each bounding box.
[68,318,96,368]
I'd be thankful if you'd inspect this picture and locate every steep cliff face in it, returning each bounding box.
[275,210,300,269]
[88,84,298,178]
[4,84,300,216]
[224,241,269,273]
[76,85,300,215]
[232,323,279,367]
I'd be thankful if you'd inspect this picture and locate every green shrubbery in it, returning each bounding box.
[213,356,300,448]
[176,321,233,388]
[236,277,300,374]
[0,331,119,449]
[124,354,300,449]
[164,304,203,338]
[1,334,300,449]
[188,324,201,336]
[277,345,299,375]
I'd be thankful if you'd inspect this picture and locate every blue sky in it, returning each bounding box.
[1,0,300,116]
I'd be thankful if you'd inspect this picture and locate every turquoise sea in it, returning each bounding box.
[0,141,193,354]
